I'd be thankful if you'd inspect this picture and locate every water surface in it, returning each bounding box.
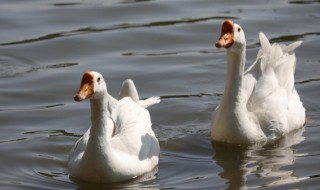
[0,0,319,189]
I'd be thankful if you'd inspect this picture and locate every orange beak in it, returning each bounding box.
[74,72,94,102]
[215,20,235,48]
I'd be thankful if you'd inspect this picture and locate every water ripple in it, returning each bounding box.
[296,78,320,85]
[0,16,238,46]
[119,0,154,4]
[269,32,320,43]
[0,138,28,144]
[124,33,316,57]
[122,48,216,57]
[159,92,222,100]
[0,104,65,112]
[162,152,212,163]
[0,56,78,78]
[288,0,320,4]
[24,129,82,138]
[51,3,81,7]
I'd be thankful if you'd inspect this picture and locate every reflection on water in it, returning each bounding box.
[73,167,159,190]
[212,128,305,190]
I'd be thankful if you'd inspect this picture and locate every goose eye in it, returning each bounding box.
[97,77,101,83]
[238,28,241,32]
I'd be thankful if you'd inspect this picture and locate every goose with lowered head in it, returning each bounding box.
[211,20,305,145]
[68,71,160,183]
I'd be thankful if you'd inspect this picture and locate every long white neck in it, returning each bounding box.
[90,93,118,139]
[85,93,117,156]
[90,96,109,138]
[220,49,246,110]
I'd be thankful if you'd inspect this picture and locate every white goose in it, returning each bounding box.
[211,20,305,145]
[68,71,160,183]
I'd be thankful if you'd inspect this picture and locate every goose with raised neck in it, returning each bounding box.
[211,20,305,145]
[68,71,160,183]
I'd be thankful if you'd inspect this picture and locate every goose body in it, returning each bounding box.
[68,71,160,183]
[211,20,305,145]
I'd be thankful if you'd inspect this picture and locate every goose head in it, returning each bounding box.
[215,20,246,53]
[74,71,107,102]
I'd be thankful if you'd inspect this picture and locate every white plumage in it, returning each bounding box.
[211,20,305,145]
[68,71,160,183]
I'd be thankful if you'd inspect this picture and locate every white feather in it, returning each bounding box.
[69,73,160,183]
[211,23,305,145]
